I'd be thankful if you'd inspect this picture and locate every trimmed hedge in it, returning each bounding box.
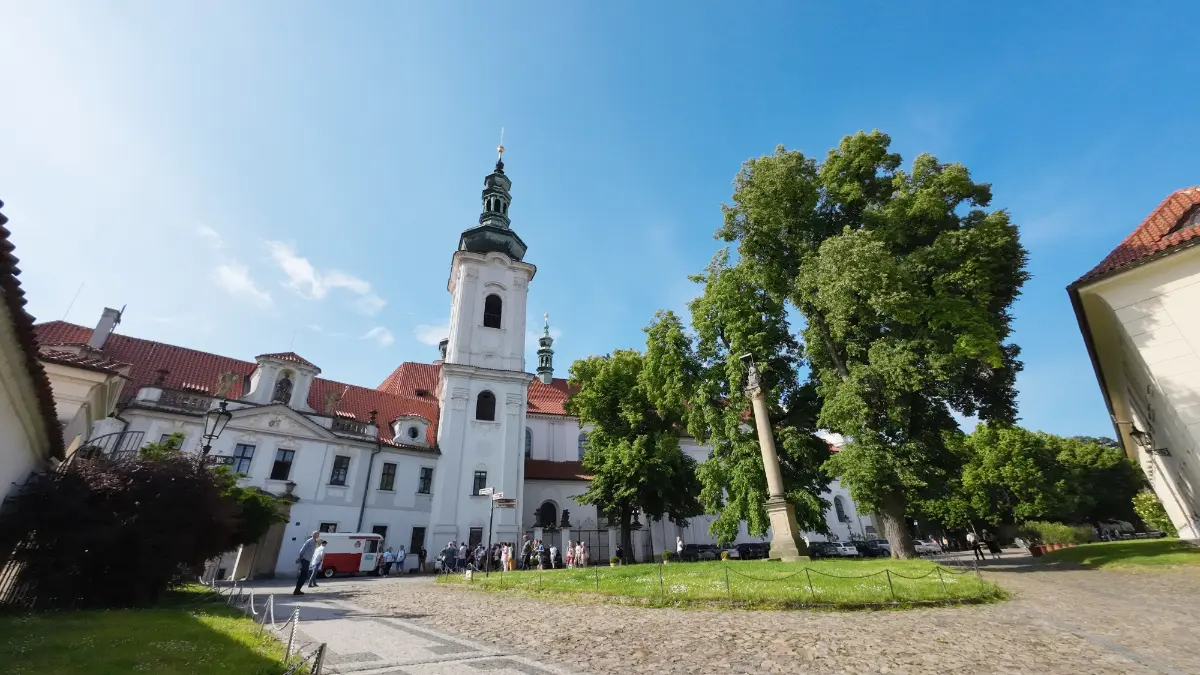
[1020,521,1093,545]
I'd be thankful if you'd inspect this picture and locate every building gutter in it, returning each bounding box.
[356,430,382,533]
[1066,284,1126,452]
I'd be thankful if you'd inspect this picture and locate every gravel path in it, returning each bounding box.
[332,554,1199,674]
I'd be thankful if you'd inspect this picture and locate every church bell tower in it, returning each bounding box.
[429,143,536,548]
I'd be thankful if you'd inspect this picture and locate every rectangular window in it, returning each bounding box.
[319,522,337,533]
[232,443,255,475]
[270,449,295,480]
[329,455,351,486]
[417,467,433,494]
[371,525,388,542]
[160,433,181,444]
[379,462,397,491]
[468,527,483,549]
[409,527,426,554]
[473,470,488,495]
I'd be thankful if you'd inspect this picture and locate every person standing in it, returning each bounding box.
[307,540,327,588]
[676,536,683,560]
[549,543,558,569]
[294,531,320,595]
[381,547,395,576]
[418,546,427,573]
[520,535,532,571]
[967,531,984,561]
[982,530,1001,560]
[395,546,406,575]
[458,541,468,571]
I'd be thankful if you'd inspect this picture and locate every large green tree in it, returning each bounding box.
[718,131,1028,557]
[643,256,832,544]
[565,349,703,562]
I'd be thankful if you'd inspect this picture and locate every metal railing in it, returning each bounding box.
[331,418,370,435]
[201,576,327,674]
[158,390,214,412]
[75,431,145,461]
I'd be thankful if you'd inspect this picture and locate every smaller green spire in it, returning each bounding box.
[537,313,554,384]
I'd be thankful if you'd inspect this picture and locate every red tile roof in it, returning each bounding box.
[1074,187,1200,285]
[524,459,592,481]
[38,348,131,376]
[1,203,64,459]
[32,321,579,452]
[376,362,574,417]
[33,321,443,448]
[257,351,320,370]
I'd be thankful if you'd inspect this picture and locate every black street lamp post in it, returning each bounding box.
[201,400,233,455]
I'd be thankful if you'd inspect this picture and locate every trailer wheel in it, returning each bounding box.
[322,567,335,578]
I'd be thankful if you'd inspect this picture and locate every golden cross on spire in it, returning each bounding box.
[498,126,505,159]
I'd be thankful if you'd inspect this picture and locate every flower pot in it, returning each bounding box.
[1029,545,1043,557]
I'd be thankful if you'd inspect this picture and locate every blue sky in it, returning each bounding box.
[2,2,1198,438]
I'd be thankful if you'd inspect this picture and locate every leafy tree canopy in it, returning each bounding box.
[716,131,1029,557]
[565,349,703,560]
[642,253,832,544]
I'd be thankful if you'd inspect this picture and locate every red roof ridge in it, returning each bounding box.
[38,348,131,375]
[1073,186,1200,285]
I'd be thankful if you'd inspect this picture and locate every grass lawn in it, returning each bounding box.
[1042,539,1200,569]
[0,586,287,675]
[440,559,1006,609]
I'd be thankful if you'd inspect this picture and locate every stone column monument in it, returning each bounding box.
[741,354,810,561]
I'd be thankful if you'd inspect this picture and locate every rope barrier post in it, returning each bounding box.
[284,610,297,663]
[313,643,327,675]
[886,569,896,601]
[658,562,664,600]
[724,566,732,606]
[594,563,598,589]
[805,568,815,603]
[936,567,947,597]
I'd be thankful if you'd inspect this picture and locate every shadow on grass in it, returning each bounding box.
[0,588,287,675]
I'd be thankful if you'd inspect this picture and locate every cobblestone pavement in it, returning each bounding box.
[330,553,1200,675]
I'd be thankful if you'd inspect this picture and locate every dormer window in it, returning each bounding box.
[407,426,420,441]
[391,415,430,447]
[1168,205,1200,236]
[273,371,294,405]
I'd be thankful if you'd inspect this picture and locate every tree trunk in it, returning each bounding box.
[812,312,851,382]
[880,489,918,559]
[620,521,634,564]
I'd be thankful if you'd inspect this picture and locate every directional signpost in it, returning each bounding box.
[479,487,507,576]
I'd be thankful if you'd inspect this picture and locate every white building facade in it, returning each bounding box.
[1071,186,1200,540]
[32,154,873,577]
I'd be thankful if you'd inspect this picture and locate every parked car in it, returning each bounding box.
[807,541,838,559]
[868,539,892,557]
[834,543,861,558]
[681,544,721,562]
[855,541,889,558]
[913,539,943,555]
[736,542,770,560]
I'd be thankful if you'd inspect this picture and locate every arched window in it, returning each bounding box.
[577,432,588,460]
[476,391,496,421]
[834,496,849,523]
[525,427,532,458]
[537,501,557,528]
[272,372,293,405]
[483,294,502,328]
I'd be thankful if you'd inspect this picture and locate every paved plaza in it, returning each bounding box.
[257,552,1199,674]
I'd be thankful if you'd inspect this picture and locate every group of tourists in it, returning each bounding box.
[435,535,594,573]
[375,546,406,576]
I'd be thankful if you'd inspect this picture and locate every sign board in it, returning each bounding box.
[477,487,494,496]
[493,498,517,509]
[491,492,504,500]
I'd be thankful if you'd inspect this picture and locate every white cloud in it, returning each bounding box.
[213,263,271,306]
[197,225,223,249]
[361,326,395,348]
[414,320,450,346]
[267,241,387,315]
[306,324,323,333]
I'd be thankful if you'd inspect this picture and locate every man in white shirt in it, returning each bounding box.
[458,542,468,571]
[308,540,327,588]
[381,548,396,576]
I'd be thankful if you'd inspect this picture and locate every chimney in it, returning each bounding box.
[438,338,449,361]
[87,307,123,350]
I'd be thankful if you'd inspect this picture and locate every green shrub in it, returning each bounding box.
[1132,490,1178,537]
[661,551,672,563]
[1021,521,1093,545]
[610,556,620,565]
